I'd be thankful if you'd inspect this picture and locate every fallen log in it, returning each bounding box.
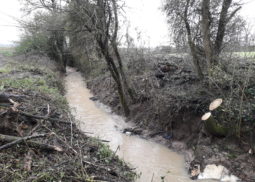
[4,93,28,99]
[0,94,11,103]
[0,133,63,152]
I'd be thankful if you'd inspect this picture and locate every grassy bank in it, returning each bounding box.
[0,54,136,182]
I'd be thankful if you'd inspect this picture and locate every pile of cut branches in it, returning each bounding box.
[0,55,135,182]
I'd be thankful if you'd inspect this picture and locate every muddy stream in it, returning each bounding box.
[65,68,215,182]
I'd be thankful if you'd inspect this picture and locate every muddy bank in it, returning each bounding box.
[0,54,136,182]
[87,55,255,182]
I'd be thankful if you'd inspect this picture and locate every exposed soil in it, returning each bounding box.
[87,54,255,182]
[0,54,136,182]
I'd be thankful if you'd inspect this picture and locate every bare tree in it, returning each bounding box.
[21,0,133,115]
[111,0,135,101]
[67,0,133,116]
[163,0,243,78]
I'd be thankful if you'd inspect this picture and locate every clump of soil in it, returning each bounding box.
[0,54,136,182]
[87,54,255,182]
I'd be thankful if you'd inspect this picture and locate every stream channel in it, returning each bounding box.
[65,68,215,182]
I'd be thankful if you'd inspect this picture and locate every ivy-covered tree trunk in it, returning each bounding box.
[48,31,67,73]
[98,40,130,116]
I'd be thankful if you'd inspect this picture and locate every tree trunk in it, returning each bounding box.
[202,0,214,71]
[54,31,66,73]
[98,41,130,116]
[188,40,204,79]
[111,0,135,102]
[112,43,136,102]
[184,0,204,78]
[214,0,232,58]
[105,55,130,116]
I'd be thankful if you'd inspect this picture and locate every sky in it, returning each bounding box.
[0,0,22,45]
[123,0,169,46]
[0,0,254,46]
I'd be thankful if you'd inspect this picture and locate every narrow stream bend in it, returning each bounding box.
[65,68,213,182]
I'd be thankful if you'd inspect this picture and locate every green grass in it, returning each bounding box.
[88,138,139,180]
[0,63,67,107]
[233,51,255,58]
[0,65,12,74]
[89,138,113,161]
[0,47,15,57]
[0,77,58,94]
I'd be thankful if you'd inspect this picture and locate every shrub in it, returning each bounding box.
[15,33,49,55]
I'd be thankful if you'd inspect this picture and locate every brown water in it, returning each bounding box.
[65,68,214,182]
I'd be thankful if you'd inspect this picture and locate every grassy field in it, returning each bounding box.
[0,46,15,57]
[162,51,255,59]
[233,51,255,58]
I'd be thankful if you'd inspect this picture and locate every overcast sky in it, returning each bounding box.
[0,0,254,46]
[123,0,169,46]
[0,0,22,45]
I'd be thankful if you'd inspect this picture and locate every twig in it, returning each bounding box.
[28,123,41,136]
[0,110,7,116]
[0,133,62,151]
[151,173,154,182]
[83,160,109,171]
[68,113,73,146]
[83,160,119,180]
[0,133,47,150]
[112,145,120,159]
[42,125,78,154]
[100,139,110,143]
[19,111,74,125]
[46,104,50,117]
[93,176,112,182]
